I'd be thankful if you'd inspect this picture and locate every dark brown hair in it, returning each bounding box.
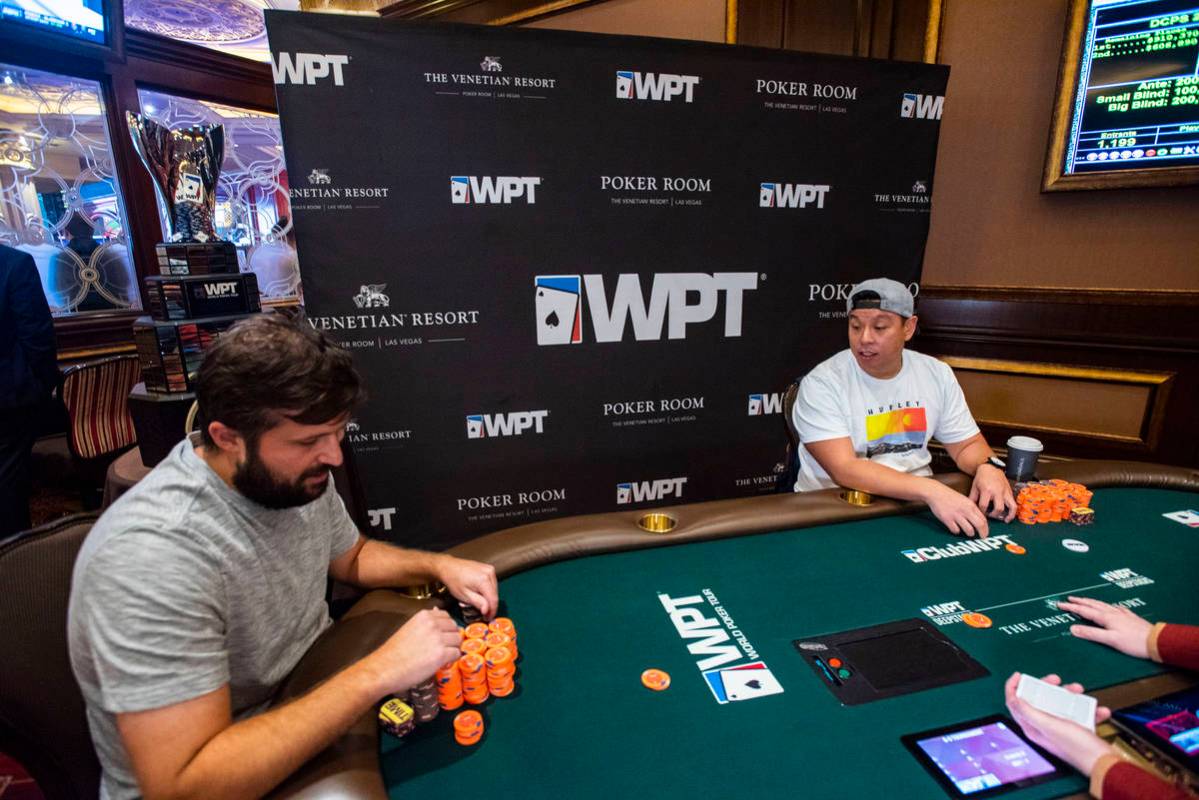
[196,314,365,447]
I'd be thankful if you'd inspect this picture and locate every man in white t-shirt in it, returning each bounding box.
[793,277,1016,537]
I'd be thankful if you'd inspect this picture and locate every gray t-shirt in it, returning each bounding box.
[67,437,360,800]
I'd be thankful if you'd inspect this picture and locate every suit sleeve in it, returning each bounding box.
[1092,753,1194,800]
[1147,623,1199,671]
[10,251,59,395]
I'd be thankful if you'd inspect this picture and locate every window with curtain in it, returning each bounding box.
[136,88,302,302]
[0,62,139,316]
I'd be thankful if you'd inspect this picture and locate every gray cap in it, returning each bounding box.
[846,278,915,318]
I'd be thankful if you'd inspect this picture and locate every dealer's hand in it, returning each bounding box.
[1004,672,1113,776]
[436,555,499,620]
[969,463,1017,522]
[926,482,990,538]
[1057,596,1153,659]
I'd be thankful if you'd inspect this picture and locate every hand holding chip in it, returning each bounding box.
[969,463,1018,522]
[1004,672,1113,777]
[1057,596,1153,659]
[926,482,991,538]
[436,555,499,621]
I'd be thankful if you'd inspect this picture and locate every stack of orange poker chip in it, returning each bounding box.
[459,652,489,704]
[484,645,516,697]
[488,618,517,650]
[464,622,490,641]
[453,710,484,746]
[484,632,517,661]
[1016,481,1092,525]
[435,660,464,711]
[460,637,488,656]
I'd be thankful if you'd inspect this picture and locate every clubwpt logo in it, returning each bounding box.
[533,273,758,345]
[616,71,700,102]
[451,176,541,204]
[352,284,389,309]
[748,393,784,416]
[271,53,349,86]
[759,182,830,209]
[658,589,784,704]
[616,477,687,505]
[466,411,548,439]
[900,92,944,120]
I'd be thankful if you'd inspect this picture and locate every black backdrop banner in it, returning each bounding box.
[264,12,949,550]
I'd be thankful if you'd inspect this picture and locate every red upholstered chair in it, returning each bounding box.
[60,355,141,505]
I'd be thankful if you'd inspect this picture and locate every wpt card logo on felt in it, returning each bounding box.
[1163,510,1199,527]
[702,662,784,704]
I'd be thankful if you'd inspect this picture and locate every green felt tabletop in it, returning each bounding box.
[383,488,1199,799]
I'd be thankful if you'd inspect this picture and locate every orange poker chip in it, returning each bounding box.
[641,668,671,691]
[489,617,516,637]
[1005,543,1026,555]
[453,710,483,731]
[464,623,490,640]
[962,612,993,629]
[460,638,488,656]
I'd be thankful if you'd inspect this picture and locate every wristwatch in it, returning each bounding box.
[985,456,1006,471]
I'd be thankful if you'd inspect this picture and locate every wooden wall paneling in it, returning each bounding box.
[735,0,787,47]
[917,287,1199,466]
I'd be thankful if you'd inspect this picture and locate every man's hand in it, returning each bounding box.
[1004,672,1113,776]
[365,608,463,694]
[926,482,990,538]
[435,556,499,620]
[970,464,1017,521]
[1058,596,1153,659]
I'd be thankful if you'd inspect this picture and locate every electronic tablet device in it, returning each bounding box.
[1111,685,1199,782]
[902,715,1070,798]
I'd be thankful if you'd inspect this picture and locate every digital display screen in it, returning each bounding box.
[1065,0,1199,173]
[915,721,1057,795]
[839,629,973,691]
[0,0,106,44]
[1114,685,1199,761]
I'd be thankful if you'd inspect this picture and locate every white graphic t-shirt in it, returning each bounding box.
[792,348,979,491]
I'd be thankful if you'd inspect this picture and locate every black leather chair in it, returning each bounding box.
[0,513,102,800]
[776,378,802,492]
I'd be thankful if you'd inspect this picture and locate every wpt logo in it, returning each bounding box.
[759,182,830,209]
[616,477,687,505]
[616,71,700,102]
[466,411,548,439]
[352,284,389,309]
[202,281,238,298]
[271,53,349,86]
[900,92,943,120]
[367,507,396,531]
[534,273,758,345]
[748,393,783,416]
[450,176,541,204]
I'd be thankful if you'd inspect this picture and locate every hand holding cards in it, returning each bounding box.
[1016,673,1098,731]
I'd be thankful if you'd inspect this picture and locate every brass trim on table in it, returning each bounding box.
[489,0,596,25]
[637,512,677,533]
[940,356,1174,386]
[58,343,137,361]
[840,490,873,507]
[398,581,445,600]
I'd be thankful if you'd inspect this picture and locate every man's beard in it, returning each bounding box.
[232,443,329,509]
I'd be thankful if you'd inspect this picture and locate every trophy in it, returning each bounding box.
[126,113,238,276]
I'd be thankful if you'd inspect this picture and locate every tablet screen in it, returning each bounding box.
[913,720,1057,795]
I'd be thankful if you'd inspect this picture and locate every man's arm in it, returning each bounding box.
[943,433,1016,522]
[117,608,461,800]
[805,437,990,537]
[330,536,499,618]
[8,250,59,393]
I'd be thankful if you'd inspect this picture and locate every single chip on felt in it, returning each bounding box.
[962,612,993,629]
[641,668,671,691]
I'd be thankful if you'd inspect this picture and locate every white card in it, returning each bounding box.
[722,665,785,702]
[1163,510,1199,528]
[1016,673,1097,732]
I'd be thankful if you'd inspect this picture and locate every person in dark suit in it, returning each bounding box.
[0,243,58,537]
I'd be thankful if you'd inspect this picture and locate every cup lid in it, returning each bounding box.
[1007,435,1044,452]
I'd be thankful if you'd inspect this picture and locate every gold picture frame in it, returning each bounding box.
[1043,0,1199,191]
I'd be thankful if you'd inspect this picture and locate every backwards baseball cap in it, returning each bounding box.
[846,278,915,318]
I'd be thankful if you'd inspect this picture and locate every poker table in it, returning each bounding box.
[270,460,1199,800]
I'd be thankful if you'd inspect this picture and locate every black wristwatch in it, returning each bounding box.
[985,456,1005,471]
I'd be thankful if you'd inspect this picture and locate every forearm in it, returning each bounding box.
[168,660,386,800]
[832,459,946,505]
[947,437,993,476]
[343,539,443,589]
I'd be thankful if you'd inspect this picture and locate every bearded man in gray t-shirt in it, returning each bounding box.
[68,315,498,800]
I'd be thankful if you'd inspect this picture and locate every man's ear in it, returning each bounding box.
[207,421,246,460]
[903,314,918,342]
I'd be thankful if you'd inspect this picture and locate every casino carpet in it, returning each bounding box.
[0,754,44,800]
